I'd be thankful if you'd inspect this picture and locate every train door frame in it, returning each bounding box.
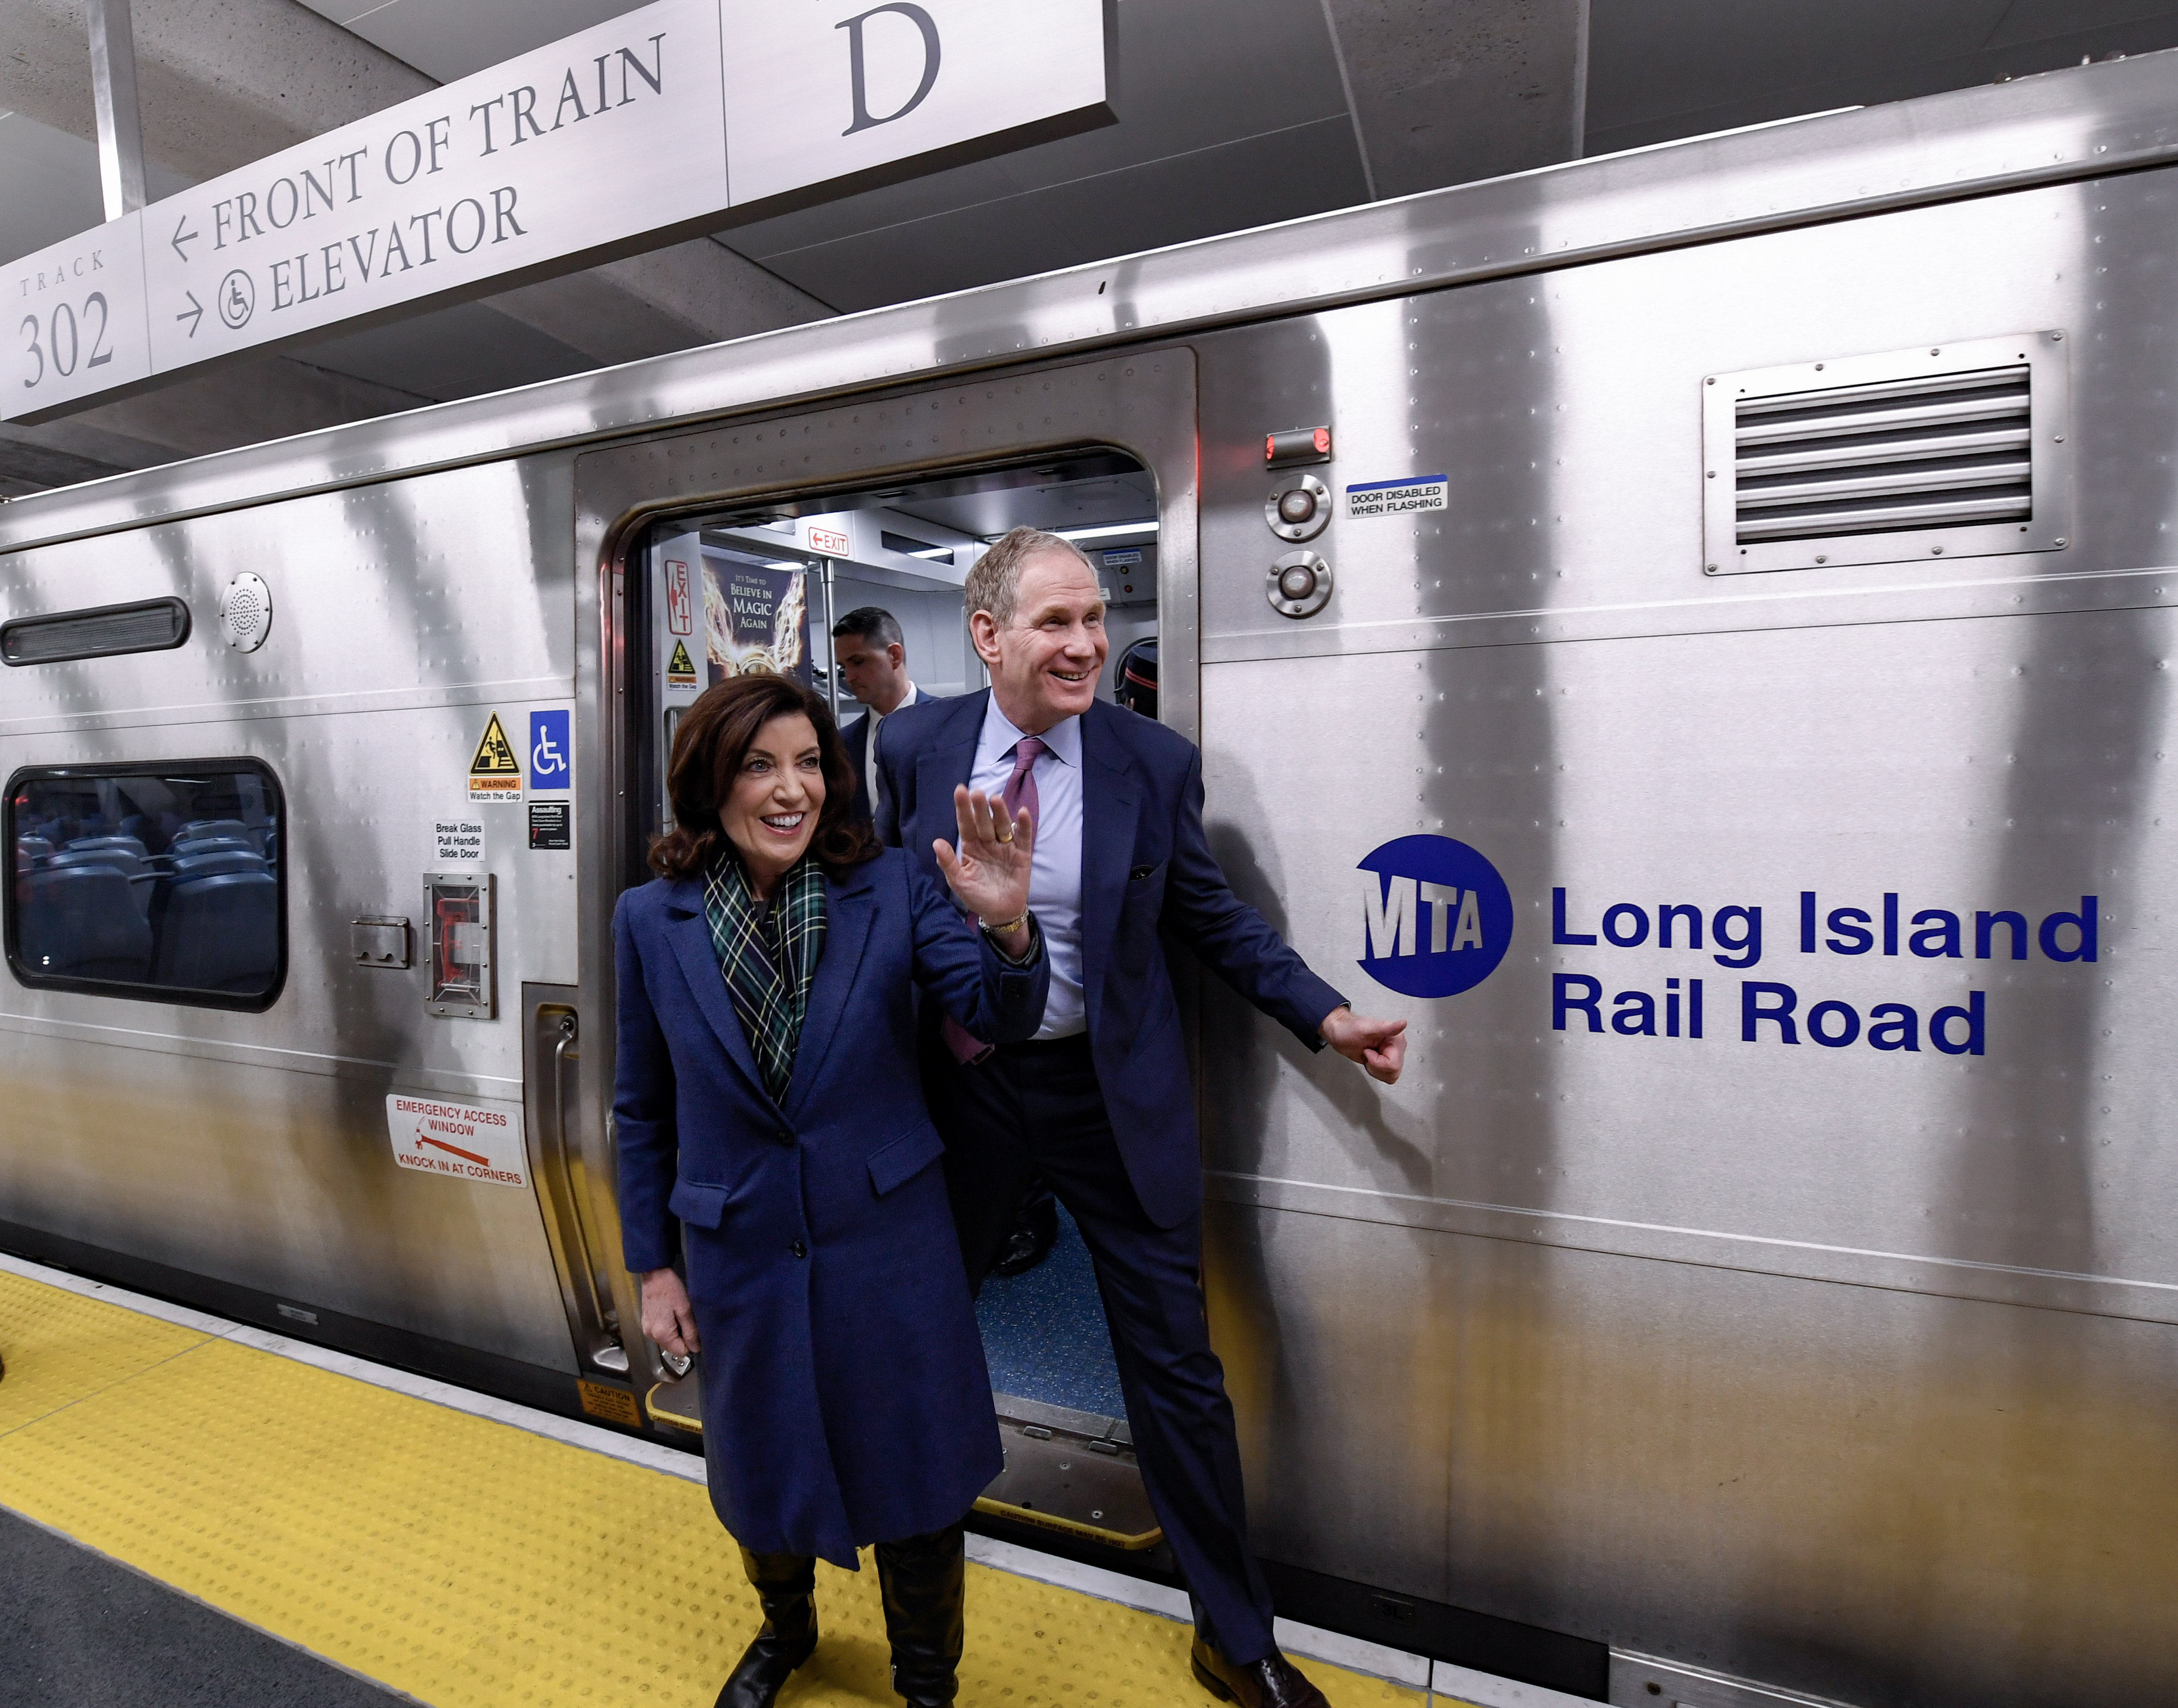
[563,348,1202,1397]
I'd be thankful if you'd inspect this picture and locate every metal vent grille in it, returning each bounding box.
[1735,366,2030,542]
[0,597,191,666]
[1703,332,2069,576]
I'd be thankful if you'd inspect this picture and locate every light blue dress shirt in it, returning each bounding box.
[970,697,1085,1039]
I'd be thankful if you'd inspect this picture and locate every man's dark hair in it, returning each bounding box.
[831,606,904,649]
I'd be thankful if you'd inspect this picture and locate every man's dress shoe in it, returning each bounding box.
[1189,1636,1331,1708]
[990,1186,1059,1278]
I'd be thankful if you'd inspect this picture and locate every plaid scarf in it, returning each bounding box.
[703,850,828,1105]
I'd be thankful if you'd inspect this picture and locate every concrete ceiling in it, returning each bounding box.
[6,0,2178,494]
[1586,0,2178,152]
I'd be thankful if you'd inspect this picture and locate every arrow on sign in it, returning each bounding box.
[176,292,203,337]
[171,215,199,260]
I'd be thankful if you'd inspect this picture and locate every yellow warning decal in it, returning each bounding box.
[469,713,520,775]
[578,1379,643,1428]
[468,712,523,803]
[667,639,698,684]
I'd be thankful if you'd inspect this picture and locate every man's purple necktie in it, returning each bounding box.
[943,736,1046,1066]
[1001,735,1046,839]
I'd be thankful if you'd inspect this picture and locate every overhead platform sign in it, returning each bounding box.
[4,0,1113,423]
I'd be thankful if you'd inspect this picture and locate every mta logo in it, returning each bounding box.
[1357,835,1513,998]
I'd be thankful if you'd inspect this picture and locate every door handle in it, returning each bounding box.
[551,1012,627,1372]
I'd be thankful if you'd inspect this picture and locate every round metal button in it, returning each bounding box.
[1264,474,1331,543]
[1266,551,1333,619]
[790,1239,808,1259]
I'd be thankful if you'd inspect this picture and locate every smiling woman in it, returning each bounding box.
[612,669,1046,1708]
[647,674,871,891]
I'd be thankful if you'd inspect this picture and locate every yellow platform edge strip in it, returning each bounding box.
[0,1270,1440,1708]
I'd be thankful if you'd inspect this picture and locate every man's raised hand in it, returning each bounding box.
[935,785,1035,945]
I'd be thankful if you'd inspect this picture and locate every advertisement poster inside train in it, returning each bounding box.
[702,551,811,687]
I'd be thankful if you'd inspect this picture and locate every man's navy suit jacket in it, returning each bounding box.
[877,690,1345,1229]
[840,685,934,826]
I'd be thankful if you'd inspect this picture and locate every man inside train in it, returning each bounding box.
[876,528,1407,1708]
[835,600,1064,1278]
[831,606,936,828]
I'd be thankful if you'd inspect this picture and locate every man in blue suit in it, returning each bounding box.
[832,606,936,828]
[877,529,1406,1708]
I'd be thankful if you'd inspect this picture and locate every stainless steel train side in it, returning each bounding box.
[8,53,2178,1708]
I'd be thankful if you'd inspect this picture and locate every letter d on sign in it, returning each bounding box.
[838,3,942,135]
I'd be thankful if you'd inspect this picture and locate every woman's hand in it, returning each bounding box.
[935,785,1035,951]
[640,1267,700,1358]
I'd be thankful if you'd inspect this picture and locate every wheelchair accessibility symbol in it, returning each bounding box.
[218,269,254,329]
[529,710,571,792]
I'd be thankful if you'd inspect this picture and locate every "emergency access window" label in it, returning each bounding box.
[385,1093,527,1188]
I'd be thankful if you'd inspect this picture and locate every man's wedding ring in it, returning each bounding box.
[996,828,1015,843]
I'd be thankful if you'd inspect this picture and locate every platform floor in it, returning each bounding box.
[0,1256,1477,1708]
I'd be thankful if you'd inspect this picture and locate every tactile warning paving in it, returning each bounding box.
[0,1272,1426,1707]
[0,1270,210,1434]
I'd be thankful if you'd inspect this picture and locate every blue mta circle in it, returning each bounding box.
[1356,834,1513,998]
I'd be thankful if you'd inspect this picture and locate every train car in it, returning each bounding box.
[5,51,2177,1708]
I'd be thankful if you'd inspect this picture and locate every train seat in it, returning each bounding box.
[168,839,262,868]
[151,871,279,993]
[174,819,250,846]
[17,867,154,981]
[45,849,159,918]
[67,835,151,861]
[169,848,268,881]
[49,847,149,884]
[116,814,169,849]
[13,837,55,869]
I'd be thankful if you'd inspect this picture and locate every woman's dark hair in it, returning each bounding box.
[648,673,878,880]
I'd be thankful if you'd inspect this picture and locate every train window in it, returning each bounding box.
[5,759,286,1011]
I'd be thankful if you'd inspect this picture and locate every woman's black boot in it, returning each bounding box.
[873,1522,966,1706]
[716,1548,818,1708]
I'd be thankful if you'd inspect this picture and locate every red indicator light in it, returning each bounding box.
[1265,426,1333,467]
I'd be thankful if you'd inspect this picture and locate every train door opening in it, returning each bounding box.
[628,448,1169,1555]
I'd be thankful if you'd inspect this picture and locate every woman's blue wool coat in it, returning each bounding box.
[613,846,1047,1564]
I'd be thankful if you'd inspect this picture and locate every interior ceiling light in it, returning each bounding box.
[1052,521,1158,543]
